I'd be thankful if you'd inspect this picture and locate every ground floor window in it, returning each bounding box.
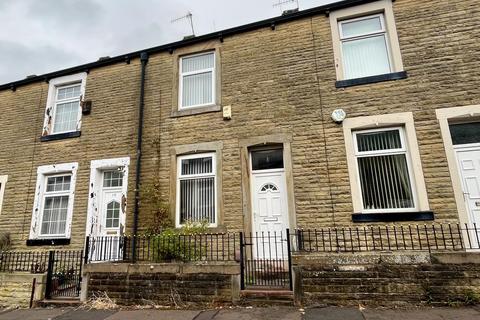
[354,127,416,212]
[29,163,78,240]
[176,153,216,226]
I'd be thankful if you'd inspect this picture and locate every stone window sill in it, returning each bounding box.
[40,131,81,142]
[171,105,221,118]
[336,71,408,88]
[352,211,434,223]
[26,238,71,246]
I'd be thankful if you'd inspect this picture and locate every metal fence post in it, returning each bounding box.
[45,250,55,299]
[239,232,245,290]
[286,229,293,291]
[84,236,90,264]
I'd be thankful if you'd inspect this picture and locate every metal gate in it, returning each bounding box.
[45,250,83,299]
[240,229,293,290]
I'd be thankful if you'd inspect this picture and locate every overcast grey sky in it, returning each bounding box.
[0,0,335,84]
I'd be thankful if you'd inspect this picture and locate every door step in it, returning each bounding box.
[38,298,82,308]
[240,289,294,306]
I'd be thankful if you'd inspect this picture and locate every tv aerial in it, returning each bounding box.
[273,0,300,14]
[171,11,195,38]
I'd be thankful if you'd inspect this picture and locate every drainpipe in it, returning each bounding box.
[132,52,149,262]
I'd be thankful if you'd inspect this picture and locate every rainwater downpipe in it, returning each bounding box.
[132,52,149,262]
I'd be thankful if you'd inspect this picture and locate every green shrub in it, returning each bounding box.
[149,220,208,262]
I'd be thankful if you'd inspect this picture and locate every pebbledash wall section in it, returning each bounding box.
[0,0,479,250]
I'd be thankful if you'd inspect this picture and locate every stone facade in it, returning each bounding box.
[0,273,46,308]
[295,252,480,306]
[0,0,478,249]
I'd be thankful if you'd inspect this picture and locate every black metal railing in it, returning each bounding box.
[0,251,49,273]
[45,250,83,299]
[85,233,239,263]
[240,231,293,290]
[291,223,480,253]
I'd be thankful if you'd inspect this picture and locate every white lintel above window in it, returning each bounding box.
[42,73,87,136]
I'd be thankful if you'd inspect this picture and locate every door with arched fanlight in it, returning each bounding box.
[249,146,289,259]
[98,170,124,260]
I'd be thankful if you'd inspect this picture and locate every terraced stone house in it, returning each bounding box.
[0,0,479,254]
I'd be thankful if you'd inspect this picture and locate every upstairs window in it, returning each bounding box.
[329,0,405,85]
[0,175,7,215]
[52,84,82,133]
[176,153,216,227]
[179,52,215,109]
[43,73,87,138]
[339,14,391,80]
[353,127,416,212]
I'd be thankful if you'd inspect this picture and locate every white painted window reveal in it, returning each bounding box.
[29,163,78,239]
[0,175,7,215]
[353,127,417,213]
[179,52,215,109]
[42,73,87,136]
[176,153,217,227]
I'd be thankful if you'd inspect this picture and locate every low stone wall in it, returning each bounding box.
[84,261,241,307]
[0,272,46,308]
[294,252,480,307]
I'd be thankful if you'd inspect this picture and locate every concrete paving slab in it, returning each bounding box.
[214,307,301,320]
[0,308,69,320]
[104,309,200,320]
[362,307,480,320]
[54,309,116,320]
[193,309,221,320]
[304,307,364,320]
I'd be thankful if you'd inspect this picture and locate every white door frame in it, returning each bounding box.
[85,157,129,239]
[454,143,480,226]
[249,147,291,232]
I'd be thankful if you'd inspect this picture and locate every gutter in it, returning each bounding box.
[0,0,377,92]
[132,52,149,262]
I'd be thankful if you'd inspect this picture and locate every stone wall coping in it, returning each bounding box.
[84,261,240,275]
[0,272,46,283]
[293,251,432,265]
[430,252,480,264]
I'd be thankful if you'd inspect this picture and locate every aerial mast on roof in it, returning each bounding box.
[273,0,300,15]
[171,11,195,38]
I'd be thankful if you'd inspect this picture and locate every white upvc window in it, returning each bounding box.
[40,174,72,236]
[353,127,417,213]
[43,73,87,136]
[339,13,391,80]
[0,175,7,215]
[179,52,215,109]
[176,153,217,227]
[30,163,78,239]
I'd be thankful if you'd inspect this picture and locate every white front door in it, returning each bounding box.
[97,170,124,260]
[251,171,289,259]
[456,146,480,248]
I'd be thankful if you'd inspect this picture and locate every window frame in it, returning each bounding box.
[43,73,87,137]
[51,83,83,135]
[0,175,7,215]
[352,126,418,214]
[178,51,216,110]
[338,13,393,79]
[329,0,404,83]
[39,173,73,237]
[29,162,78,240]
[175,152,218,228]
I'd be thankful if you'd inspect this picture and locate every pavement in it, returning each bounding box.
[0,306,480,320]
